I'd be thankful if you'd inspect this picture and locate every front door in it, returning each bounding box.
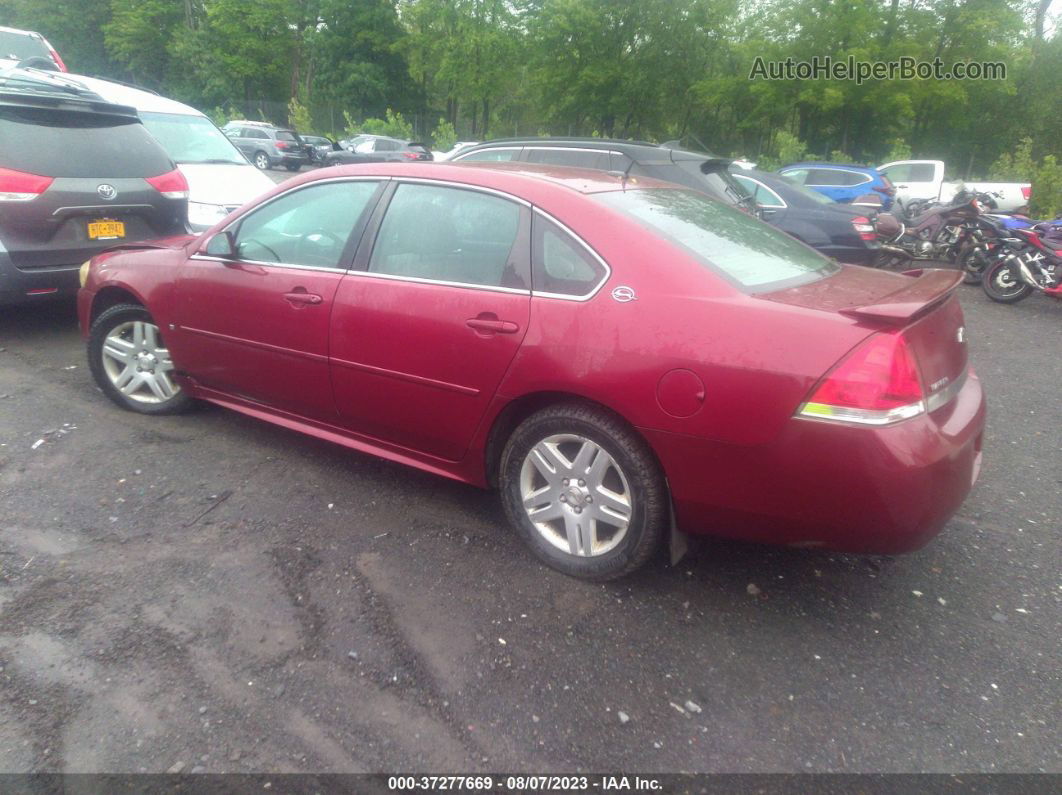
[172,178,384,419]
[330,181,531,461]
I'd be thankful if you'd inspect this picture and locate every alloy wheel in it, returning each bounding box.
[519,433,633,557]
[100,320,179,404]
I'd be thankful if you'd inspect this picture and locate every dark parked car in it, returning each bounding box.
[0,68,188,305]
[321,135,432,165]
[302,134,338,164]
[78,163,983,580]
[451,137,756,212]
[222,120,308,171]
[731,167,880,265]
[0,25,66,71]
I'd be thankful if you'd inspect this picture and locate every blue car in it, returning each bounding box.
[778,162,895,210]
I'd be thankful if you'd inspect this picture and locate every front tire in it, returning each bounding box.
[499,403,668,580]
[982,258,1034,303]
[88,304,193,414]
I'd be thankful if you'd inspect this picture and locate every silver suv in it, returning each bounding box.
[222,120,308,172]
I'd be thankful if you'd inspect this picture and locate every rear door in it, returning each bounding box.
[172,178,385,419]
[0,103,186,271]
[330,180,531,461]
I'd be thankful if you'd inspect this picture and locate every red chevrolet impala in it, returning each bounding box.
[78,163,985,579]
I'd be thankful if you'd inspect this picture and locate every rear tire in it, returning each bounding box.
[958,244,986,284]
[982,258,1033,303]
[498,403,668,580]
[285,163,300,172]
[254,151,270,170]
[88,304,193,415]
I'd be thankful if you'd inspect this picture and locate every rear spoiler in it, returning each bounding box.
[838,268,963,324]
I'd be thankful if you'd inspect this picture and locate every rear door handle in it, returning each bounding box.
[466,317,520,334]
[284,290,323,306]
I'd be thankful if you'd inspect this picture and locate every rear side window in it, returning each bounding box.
[593,189,837,292]
[456,148,520,162]
[0,107,173,178]
[732,175,785,208]
[532,214,606,297]
[525,148,610,170]
[370,183,526,289]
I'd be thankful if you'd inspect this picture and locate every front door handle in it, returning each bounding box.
[466,317,520,334]
[284,290,323,306]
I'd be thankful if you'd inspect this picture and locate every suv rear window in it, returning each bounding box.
[593,189,837,292]
[0,30,49,61]
[0,105,174,177]
[276,130,298,142]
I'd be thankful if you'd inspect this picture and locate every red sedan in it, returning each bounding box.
[78,163,985,580]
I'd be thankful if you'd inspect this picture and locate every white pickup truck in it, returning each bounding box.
[878,159,1031,213]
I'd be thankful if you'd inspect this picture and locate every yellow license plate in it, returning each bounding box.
[88,220,125,240]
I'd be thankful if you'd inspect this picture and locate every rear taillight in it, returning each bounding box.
[873,184,895,195]
[0,167,54,201]
[1021,186,1031,201]
[402,151,422,160]
[851,215,877,241]
[48,48,67,72]
[145,168,189,200]
[275,141,289,150]
[798,333,925,425]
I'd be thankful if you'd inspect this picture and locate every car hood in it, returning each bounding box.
[176,163,275,207]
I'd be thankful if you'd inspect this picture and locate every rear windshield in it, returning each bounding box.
[0,106,174,178]
[0,30,49,61]
[408,144,430,153]
[593,189,838,292]
[276,130,298,142]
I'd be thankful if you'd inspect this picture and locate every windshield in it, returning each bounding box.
[0,31,49,61]
[593,189,838,292]
[140,111,247,165]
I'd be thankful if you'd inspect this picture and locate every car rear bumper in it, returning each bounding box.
[645,369,985,554]
[821,243,881,266]
[0,251,80,305]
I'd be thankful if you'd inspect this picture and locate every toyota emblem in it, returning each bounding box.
[97,184,117,201]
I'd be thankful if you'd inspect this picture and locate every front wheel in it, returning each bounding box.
[499,403,668,580]
[982,258,1034,304]
[87,303,193,414]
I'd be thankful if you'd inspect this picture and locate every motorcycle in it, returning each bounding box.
[961,215,1062,285]
[981,224,1062,304]
[874,190,995,268]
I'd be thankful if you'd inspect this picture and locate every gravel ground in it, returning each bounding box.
[0,258,1059,774]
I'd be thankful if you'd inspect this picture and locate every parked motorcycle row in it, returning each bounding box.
[871,190,1062,307]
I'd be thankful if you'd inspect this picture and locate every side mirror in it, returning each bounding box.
[204,230,236,259]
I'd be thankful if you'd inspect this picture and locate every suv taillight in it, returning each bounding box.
[797,333,925,425]
[275,141,289,150]
[145,168,190,200]
[1021,186,1031,201]
[402,151,422,160]
[851,215,877,241]
[48,48,67,72]
[0,167,54,201]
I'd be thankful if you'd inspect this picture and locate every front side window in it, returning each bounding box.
[532,215,606,297]
[369,183,526,289]
[231,181,380,269]
[593,189,837,292]
[456,148,521,162]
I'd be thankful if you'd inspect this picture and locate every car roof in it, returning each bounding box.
[294,161,681,197]
[4,68,203,117]
[0,26,44,37]
[460,137,730,165]
[782,161,879,172]
[0,67,139,118]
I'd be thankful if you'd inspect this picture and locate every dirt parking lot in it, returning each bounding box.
[0,281,1059,773]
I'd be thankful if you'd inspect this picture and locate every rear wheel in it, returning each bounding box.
[88,304,192,414]
[499,403,668,580]
[982,258,1034,304]
[959,244,987,284]
[285,163,300,172]
[253,151,270,170]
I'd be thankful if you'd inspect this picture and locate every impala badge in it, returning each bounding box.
[97,184,117,201]
[611,285,637,303]
[957,326,965,343]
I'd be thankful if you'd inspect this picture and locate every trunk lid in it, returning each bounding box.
[764,265,968,411]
